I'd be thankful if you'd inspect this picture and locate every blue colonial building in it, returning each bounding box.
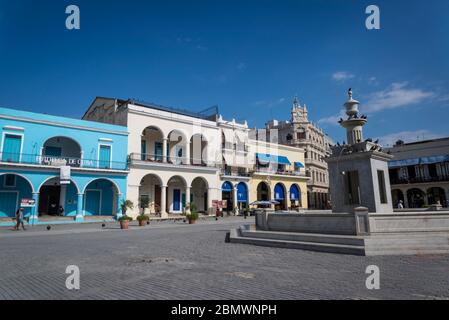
[0,106,128,224]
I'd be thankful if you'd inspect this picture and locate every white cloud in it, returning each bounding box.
[362,82,434,113]
[332,71,355,82]
[318,110,346,126]
[376,130,444,147]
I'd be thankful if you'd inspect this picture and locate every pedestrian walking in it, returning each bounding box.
[398,200,404,209]
[15,208,26,231]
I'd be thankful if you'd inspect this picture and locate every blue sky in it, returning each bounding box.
[0,0,448,146]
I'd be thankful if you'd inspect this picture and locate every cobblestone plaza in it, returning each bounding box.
[0,217,448,300]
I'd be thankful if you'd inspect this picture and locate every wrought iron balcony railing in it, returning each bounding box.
[0,152,128,170]
[390,175,449,185]
[129,153,216,168]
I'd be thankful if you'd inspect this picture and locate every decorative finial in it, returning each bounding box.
[293,95,300,108]
[348,88,353,99]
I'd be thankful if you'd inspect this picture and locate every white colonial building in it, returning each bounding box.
[83,98,223,217]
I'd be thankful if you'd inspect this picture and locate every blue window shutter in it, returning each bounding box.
[99,145,111,169]
[141,141,146,160]
[2,134,22,162]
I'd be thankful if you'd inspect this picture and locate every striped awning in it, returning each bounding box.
[389,155,449,168]
[256,153,291,165]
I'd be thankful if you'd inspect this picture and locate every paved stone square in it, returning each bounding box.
[0,217,448,300]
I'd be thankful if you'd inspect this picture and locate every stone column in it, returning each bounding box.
[185,142,191,165]
[29,192,40,225]
[116,193,122,218]
[59,184,67,213]
[76,193,84,222]
[207,188,214,214]
[233,186,238,214]
[160,185,168,218]
[162,138,168,163]
[403,189,410,208]
[185,187,191,213]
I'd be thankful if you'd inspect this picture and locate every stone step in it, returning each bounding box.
[365,247,449,256]
[240,227,365,246]
[365,233,449,255]
[230,229,366,256]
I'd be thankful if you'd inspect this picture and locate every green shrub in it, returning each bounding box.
[118,215,133,222]
[186,211,199,221]
[137,215,150,222]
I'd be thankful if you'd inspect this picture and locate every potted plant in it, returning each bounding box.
[118,215,133,229]
[119,200,134,229]
[121,199,134,216]
[186,203,199,224]
[136,214,150,227]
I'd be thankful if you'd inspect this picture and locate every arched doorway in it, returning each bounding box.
[289,184,301,209]
[38,177,79,217]
[407,188,425,208]
[257,182,271,202]
[0,173,33,218]
[190,134,208,166]
[84,179,120,216]
[42,137,82,167]
[274,183,287,210]
[191,177,208,213]
[141,126,164,162]
[167,175,187,214]
[427,187,447,207]
[391,189,405,208]
[168,130,187,165]
[222,181,234,213]
[236,182,248,211]
[139,174,163,215]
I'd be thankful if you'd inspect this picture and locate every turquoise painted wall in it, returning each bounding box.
[0,106,129,219]
[0,174,32,218]
[0,107,128,169]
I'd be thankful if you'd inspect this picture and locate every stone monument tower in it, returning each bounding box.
[326,89,394,213]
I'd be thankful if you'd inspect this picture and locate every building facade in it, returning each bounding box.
[262,97,332,209]
[84,98,223,217]
[247,139,309,211]
[84,97,309,218]
[387,138,449,208]
[0,107,128,223]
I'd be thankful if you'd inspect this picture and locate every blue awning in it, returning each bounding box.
[388,158,420,168]
[420,155,449,164]
[294,162,305,168]
[389,155,449,168]
[256,153,291,165]
[237,182,248,203]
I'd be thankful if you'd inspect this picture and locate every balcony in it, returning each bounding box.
[254,166,305,177]
[220,167,251,178]
[129,153,218,169]
[0,152,128,171]
[390,175,449,185]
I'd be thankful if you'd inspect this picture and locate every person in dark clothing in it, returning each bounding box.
[15,208,26,231]
[58,205,65,217]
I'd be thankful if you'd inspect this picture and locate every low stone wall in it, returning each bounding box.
[256,210,449,236]
[256,212,357,235]
[368,211,449,233]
